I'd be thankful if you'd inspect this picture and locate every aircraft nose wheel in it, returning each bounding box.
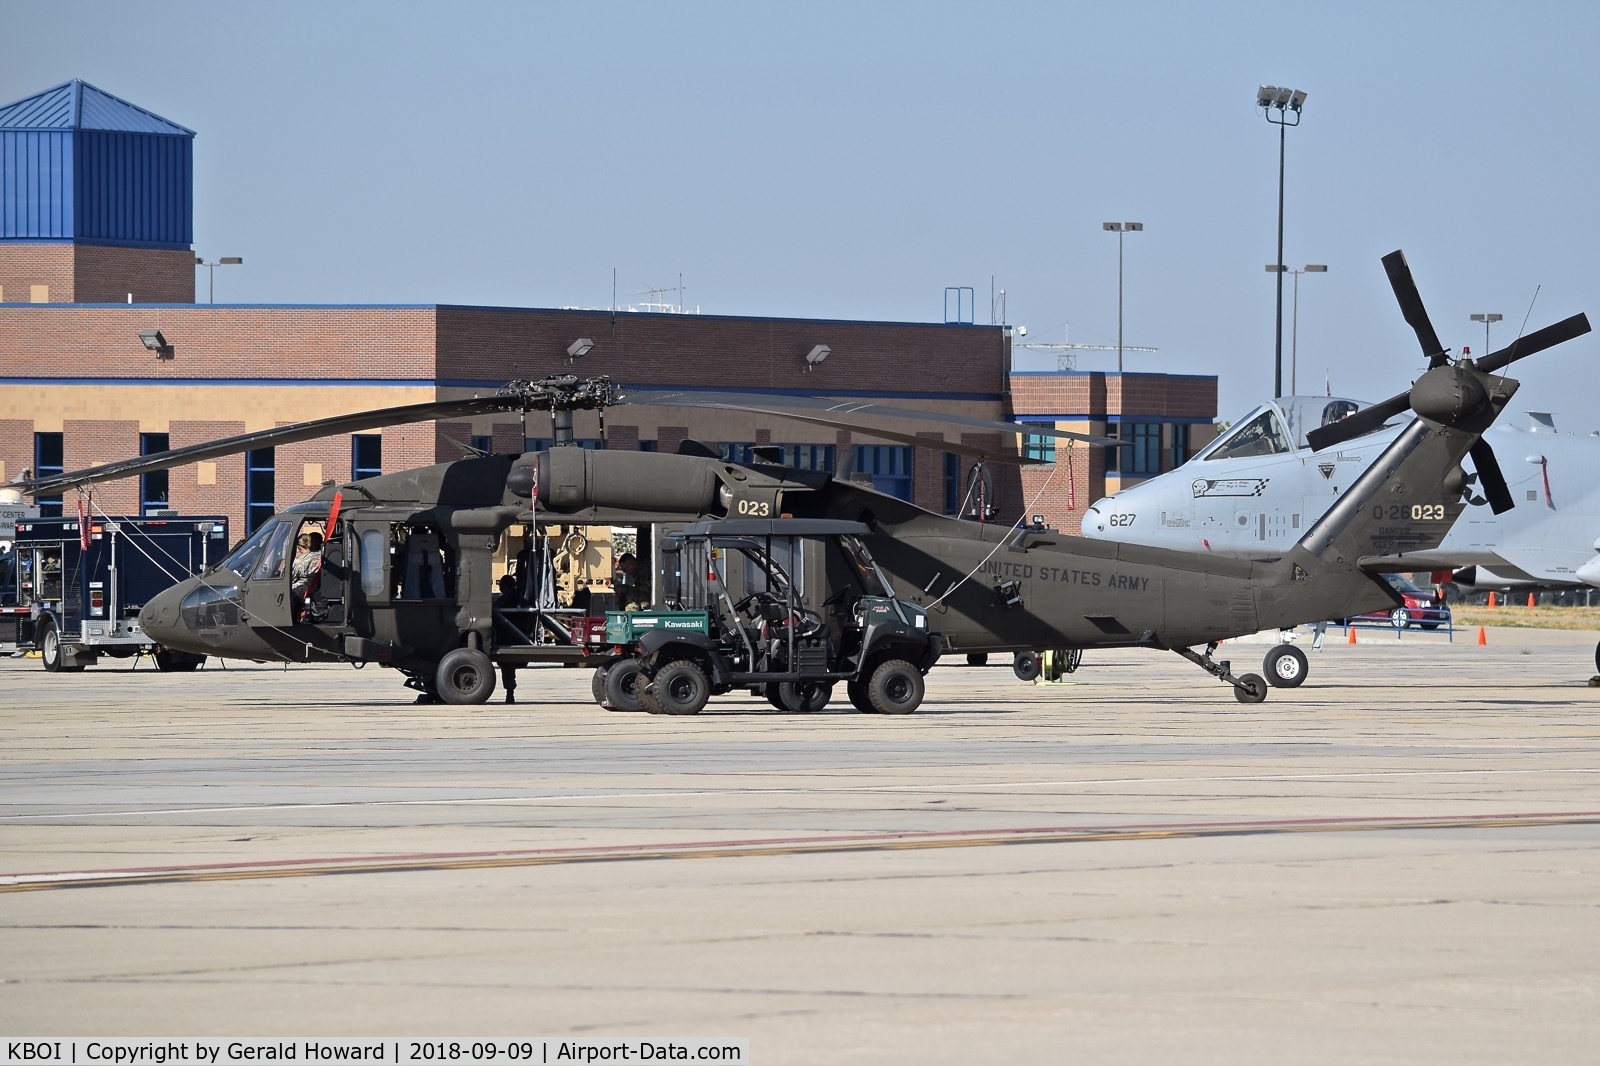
[1263,644,1309,688]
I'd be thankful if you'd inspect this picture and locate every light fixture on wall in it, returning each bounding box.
[138,329,172,357]
[566,337,594,363]
[805,344,831,370]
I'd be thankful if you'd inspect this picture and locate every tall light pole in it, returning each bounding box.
[195,255,243,304]
[1470,312,1502,358]
[1102,221,1143,373]
[1258,84,1307,397]
[1265,263,1326,394]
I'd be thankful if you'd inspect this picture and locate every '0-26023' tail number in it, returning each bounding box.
[1374,503,1447,521]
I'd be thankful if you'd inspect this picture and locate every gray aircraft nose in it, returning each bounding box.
[140,580,197,652]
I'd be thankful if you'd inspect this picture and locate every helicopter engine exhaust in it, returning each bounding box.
[517,447,728,514]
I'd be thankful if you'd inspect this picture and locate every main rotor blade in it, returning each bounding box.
[1474,313,1592,375]
[1305,392,1411,451]
[1469,439,1515,515]
[1383,250,1449,367]
[615,386,1120,447]
[13,395,522,495]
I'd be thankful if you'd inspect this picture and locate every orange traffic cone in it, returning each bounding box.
[1347,625,1357,644]
[1528,593,1536,607]
[1488,591,1498,607]
[1477,626,1487,646]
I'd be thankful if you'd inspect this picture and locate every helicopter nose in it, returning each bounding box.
[140,581,195,652]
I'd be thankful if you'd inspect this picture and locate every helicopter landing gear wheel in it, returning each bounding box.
[1233,673,1269,703]
[966,652,989,667]
[1264,644,1309,688]
[641,659,710,715]
[604,658,645,712]
[866,659,924,714]
[1012,651,1040,682]
[435,648,496,705]
[771,680,833,713]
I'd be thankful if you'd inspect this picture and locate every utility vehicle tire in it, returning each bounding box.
[966,652,989,667]
[591,666,609,706]
[604,658,645,712]
[1012,651,1040,682]
[846,679,873,713]
[867,658,924,715]
[644,659,710,716]
[1595,639,1600,675]
[773,679,832,713]
[1233,673,1268,704]
[39,620,82,673]
[435,648,496,705]
[1263,644,1309,688]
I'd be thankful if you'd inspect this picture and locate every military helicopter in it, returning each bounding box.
[12,250,1590,705]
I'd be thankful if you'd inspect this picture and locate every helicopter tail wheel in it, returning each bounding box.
[435,647,496,705]
[1012,651,1041,682]
[1233,673,1269,704]
[641,659,710,715]
[604,658,646,712]
[867,659,925,714]
[773,680,833,713]
[1263,644,1309,688]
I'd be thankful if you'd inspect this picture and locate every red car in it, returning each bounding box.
[1353,573,1450,629]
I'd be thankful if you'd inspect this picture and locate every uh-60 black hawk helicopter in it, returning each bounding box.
[14,250,1590,706]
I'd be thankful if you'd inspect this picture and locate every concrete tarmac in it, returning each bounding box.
[3,624,1599,1063]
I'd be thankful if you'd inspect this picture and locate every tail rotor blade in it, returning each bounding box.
[1382,250,1449,367]
[1474,313,1592,375]
[1469,439,1515,515]
[1306,392,1411,451]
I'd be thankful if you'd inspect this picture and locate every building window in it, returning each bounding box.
[469,434,492,456]
[141,432,170,516]
[34,432,64,518]
[352,434,382,481]
[1127,423,1162,476]
[1170,424,1191,468]
[1103,423,1120,475]
[637,440,657,452]
[851,445,913,501]
[246,447,275,534]
[1021,431,1056,463]
[722,443,835,471]
[943,453,961,514]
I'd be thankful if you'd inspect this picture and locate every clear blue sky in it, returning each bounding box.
[7,0,1597,420]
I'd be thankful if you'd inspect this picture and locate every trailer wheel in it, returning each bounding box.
[435,648,496,705]
[604,658,646,712]
[591,666,609,706]
[846,679,873,713]
[39,620,83,673]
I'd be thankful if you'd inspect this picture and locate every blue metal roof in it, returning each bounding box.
[0,79,194,136]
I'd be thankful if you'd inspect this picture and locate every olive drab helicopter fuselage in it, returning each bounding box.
[18,251,1593,705]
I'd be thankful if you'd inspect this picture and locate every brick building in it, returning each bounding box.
[1,78,1215,537]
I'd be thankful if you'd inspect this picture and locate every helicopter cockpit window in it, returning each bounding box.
[217,519,282,579]
[1202,409,1292,461]
[251,521,295,582]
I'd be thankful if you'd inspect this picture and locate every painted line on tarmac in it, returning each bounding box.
[3,810,1598,893]
[4,766,1599,821]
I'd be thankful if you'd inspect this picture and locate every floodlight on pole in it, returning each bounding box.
[1470,312,1503,359]
[1258,83,1308,397]
[1102,222,1144,373]
[1265,263,1327,394]
[195,255,244,304]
